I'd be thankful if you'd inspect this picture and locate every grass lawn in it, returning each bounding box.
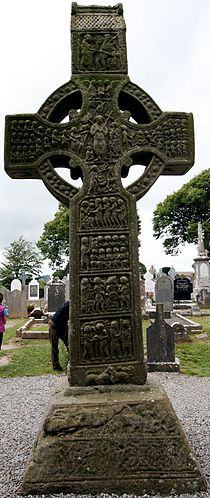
[29,324,49,331]
[0,319,68,378]
[0,317,209,378]
[175,314,210,377]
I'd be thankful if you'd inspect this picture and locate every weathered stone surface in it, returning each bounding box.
[47,278,65,312]
[147,304,180,372]
[155,274,173,312]
[21,376,207,496]
[4,3,194,387]
[7,288,28,318]
[5,2,206,496]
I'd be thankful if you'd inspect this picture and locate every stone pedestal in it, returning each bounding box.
[21,377,206,496]
[147,357,180,372]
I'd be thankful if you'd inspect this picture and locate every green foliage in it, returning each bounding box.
[153,169,210,254]
[0,236,42,289]
[37,204,69,269]
[139,261,147,277]
[37,203,142,270]
[162,267,170,275]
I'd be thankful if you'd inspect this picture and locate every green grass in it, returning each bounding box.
[176,314,210,376]
[0,320,68,378]
[0,318,209,378]
[142,318,210,378]
[3,319,25,342]
[29,324,49,332]
[188,315,210,336]
[176,339,210,377]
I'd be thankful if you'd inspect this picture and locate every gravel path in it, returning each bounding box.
[0,372,209,498]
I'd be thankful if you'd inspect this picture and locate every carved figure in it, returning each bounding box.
[80,34,94,70]
[96,322,110,360]
[106,276,119,309]
[121,320,133,359]
[81,278,94,313]
[86,365,135,385]
[90,115,108,159]
[93,277,105,312]
[81,237,90,270]
[119,276,130,310]
[82,325,95,361]
[110,320,122,360]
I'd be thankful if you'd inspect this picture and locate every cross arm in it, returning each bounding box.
[128,111,194,175]
[4,113,75,179]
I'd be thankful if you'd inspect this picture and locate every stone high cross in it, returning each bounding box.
[5,3,194,386]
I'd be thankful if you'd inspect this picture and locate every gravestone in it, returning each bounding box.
[11,278,21,292]
[197,288,210,308]
[193,222,210,301]
[139,278,145,309]
[144,269,155,295]
[155,273,173,312]
[28,278,39,301]
[168,266,176,280]
[4,3,206,496]
[62,274,70,301]
[171,321,190,342]
[174,276,192,301]
[47,277,65,311]
[147,303,180,371]
[7,287,28,318]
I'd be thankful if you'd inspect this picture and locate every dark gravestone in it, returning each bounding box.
[174,277,192,301]
[171,322,190,342]
[4,3,206,496]
[47,278,65,312]
[147,304,179,371]
[155,274,173,312]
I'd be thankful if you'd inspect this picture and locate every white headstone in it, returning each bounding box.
[145,271,155,294]
[28,278,39,300]
[168,266,176,280]
[11,278,21,292]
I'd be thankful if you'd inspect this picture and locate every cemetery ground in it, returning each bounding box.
[0,316,209,378]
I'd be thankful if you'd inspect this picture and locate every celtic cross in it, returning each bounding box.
[4,3,194,386]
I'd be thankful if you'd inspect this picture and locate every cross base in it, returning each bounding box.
[67,359,147,386]
[21,377,207,496]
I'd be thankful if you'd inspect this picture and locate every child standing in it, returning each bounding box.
[0,293,7,350]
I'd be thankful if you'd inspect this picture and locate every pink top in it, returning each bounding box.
[0,304,6,333]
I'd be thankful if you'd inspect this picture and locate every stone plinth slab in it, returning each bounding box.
[147,358,180,372]
[21,377,206,496]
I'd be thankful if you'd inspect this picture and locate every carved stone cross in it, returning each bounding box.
[4,3,194,386]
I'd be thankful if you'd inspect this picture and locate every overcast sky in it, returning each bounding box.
[1,0,210,275]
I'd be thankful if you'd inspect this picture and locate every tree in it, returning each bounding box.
[153,169,210,254]
[37,204,145,273]
[37,204,69,269]
[139,262,147,278]
[0,236,43,289]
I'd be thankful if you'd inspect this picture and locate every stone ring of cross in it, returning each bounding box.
[5,79,193,206]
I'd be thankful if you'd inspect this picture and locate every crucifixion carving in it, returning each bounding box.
[4,3,194,386]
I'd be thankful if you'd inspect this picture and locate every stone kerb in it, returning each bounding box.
[16,317,49,339]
